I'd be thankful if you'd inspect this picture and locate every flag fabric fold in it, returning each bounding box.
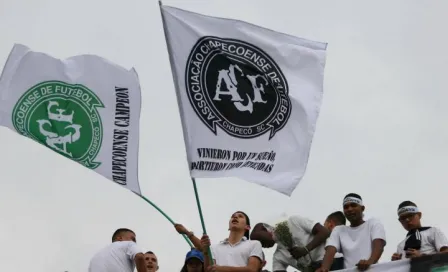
[0,44,142,194]
[339,259,409,272]
[161,5,327,196]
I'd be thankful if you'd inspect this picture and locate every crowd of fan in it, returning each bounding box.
[88,193,448,272]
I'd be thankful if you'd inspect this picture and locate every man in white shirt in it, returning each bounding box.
[250,211,345,271]
[317,193,387,272]
[201,211,264,272]
[391,201,448,261]
[88,228,147,272]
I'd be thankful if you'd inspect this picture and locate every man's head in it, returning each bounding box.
[144,251,159,272]
[228,211,251,239]
[324,211,346,231]
[111,228,136,243]
[342,193,365,224]
[250,223,275,248]
[397,201,422,231]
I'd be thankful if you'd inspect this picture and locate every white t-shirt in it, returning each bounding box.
[397,227,448,258]
[272,215,325,271]
[325,218,386,269]
[211,237,263,266]
[88,241,142,272]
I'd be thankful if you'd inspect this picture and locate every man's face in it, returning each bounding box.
[399,212,421,231]
[343,203,363,223]
[228,212,249,232]
[117,231,136,242]
[255,228,275,248]
[145,253,158,272]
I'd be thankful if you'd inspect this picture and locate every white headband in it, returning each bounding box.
[397,206,419,216]
[343,196,363,206]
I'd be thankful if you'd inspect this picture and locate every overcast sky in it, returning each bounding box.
[1,0,448,271]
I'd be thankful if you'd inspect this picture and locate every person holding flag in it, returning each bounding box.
[317,194,387,271]
[200,211,264,271]
[391,201,448,260]
[175,223,206,251]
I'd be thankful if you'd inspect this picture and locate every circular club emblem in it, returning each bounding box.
[12,81,104,169]
[185,36,291,139]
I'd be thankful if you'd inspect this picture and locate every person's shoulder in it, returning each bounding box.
[119,240,136,245]
[211,239,228,250]
[333,225,347,233]
[427,226,447,236]
[367,217,384,226]
[429,226,442,232]
[246,239,262,248]
[113,240,137,249]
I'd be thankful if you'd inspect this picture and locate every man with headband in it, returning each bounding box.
[391,201,448,261]
[317,193,387,272]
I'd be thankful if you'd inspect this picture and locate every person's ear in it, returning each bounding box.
[417,212,422,219]
[361,206,365,212]
[245,225,251,231]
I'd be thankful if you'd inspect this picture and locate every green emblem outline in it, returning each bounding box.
[11,80,105,169]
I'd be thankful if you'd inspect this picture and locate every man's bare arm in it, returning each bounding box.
[320,246,337,270]
[306,223,330,251]
[187,233,203,251]
[368,239,386,264]
[174,224,204,251]
[134,253,147,272]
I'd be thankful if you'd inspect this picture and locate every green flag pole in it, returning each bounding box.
[136,193,193,248]
[191,178,214,264]
[158,0,212,260]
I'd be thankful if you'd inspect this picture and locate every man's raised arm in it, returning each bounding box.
[134,253,147,272]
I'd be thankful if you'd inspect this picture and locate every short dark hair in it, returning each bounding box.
[398,201,417,209]
[344,193,362,200]
[327,211,346,225]
[112,228,134,242]
[235,211,250,239]
[145,251,154,254]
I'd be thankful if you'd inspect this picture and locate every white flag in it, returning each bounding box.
[161,5,327,196]
[0,44,142,194]
[339,259,410,272]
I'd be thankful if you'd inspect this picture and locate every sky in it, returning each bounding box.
[1,0,448,271]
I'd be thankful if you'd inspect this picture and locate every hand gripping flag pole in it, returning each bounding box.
[191,178,214,264]
[158,0,214,264]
